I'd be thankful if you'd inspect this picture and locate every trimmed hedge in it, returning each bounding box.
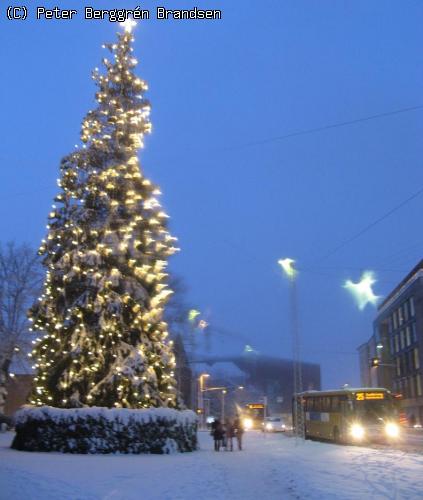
[11,406,198,454]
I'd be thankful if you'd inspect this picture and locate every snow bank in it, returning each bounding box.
[11,406,197,454]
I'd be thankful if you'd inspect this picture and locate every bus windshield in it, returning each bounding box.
[354,400,397,423]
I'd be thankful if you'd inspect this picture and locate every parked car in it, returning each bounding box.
[263,416,286,432]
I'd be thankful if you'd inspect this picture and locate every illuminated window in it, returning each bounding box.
[417,376,422,397]
[414,348,420,370]
[398,307,404,326]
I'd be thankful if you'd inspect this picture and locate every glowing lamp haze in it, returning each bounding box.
[278,258,297,280]
[343,271,380,310]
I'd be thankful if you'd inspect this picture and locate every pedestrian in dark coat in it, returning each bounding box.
[225,418,235,451]
[212,419,224,451]
[233,417,244,451]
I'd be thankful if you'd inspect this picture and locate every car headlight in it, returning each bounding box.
[243,418,253,430]
[385,422,400,438]
[350,423,365,440]
[265,422,273,431]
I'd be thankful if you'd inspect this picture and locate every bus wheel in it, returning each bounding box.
[333,427,340,444]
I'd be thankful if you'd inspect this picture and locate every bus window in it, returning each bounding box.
[331,397,339,412]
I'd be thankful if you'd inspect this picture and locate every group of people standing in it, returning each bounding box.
[211,417,244,451]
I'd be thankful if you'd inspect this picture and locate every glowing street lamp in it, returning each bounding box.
[343,271,380,310]
[278,258,297,280]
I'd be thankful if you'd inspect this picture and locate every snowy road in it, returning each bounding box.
[1,430,422,499]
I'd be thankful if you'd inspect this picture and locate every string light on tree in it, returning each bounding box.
[28,24,179,410]
[343,271,380,310]
[120,18,137,33]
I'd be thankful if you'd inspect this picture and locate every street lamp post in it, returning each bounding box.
[278,258,304,441]
[202,386,227,422]
[221,389,227,421]
[198,373,209,429]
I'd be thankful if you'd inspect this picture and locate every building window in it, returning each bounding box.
[403,353,409,375]
[398,306,404,326]
[414,348,420,370]
[395,335,399,353]
[396,357,401,376]
[393,311,398,330]
[410,377,416,398]
[410,296,415,317]
[404,301,409,321]
[400,330,405,350]
[411,323,417,343]
[390,335,395,354]
[417,375,422,397]
[406,326,411,347]
[404,378,409,398]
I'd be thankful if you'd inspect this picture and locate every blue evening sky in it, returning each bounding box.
[1,1,423,388]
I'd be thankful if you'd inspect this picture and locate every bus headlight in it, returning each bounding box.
[385,422,400,438]
[350,423,365,440]
[243,418,253,430]
[265,422,273,431]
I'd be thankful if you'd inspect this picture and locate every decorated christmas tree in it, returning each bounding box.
[28,20,179,410]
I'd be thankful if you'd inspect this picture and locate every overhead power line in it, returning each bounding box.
[313,184,423,265]
[229,104,423,150]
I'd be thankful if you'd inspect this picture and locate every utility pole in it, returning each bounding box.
[198,374,209,429]
[221,389,227,421]
[278,258,304,442]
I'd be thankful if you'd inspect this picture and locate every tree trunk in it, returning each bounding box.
[0,357,11,415]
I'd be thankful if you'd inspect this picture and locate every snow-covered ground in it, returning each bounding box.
[1,430,422,499]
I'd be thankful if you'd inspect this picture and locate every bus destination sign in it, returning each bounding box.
[355,392,385,401]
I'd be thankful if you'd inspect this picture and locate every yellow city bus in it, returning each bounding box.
[242,403,266,430]
[293,388,400,444]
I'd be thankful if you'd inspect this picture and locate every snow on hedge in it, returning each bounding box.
[12,406,198,454]
[14,405,197,426]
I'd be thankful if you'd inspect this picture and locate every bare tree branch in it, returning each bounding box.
[0,242,42,414]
